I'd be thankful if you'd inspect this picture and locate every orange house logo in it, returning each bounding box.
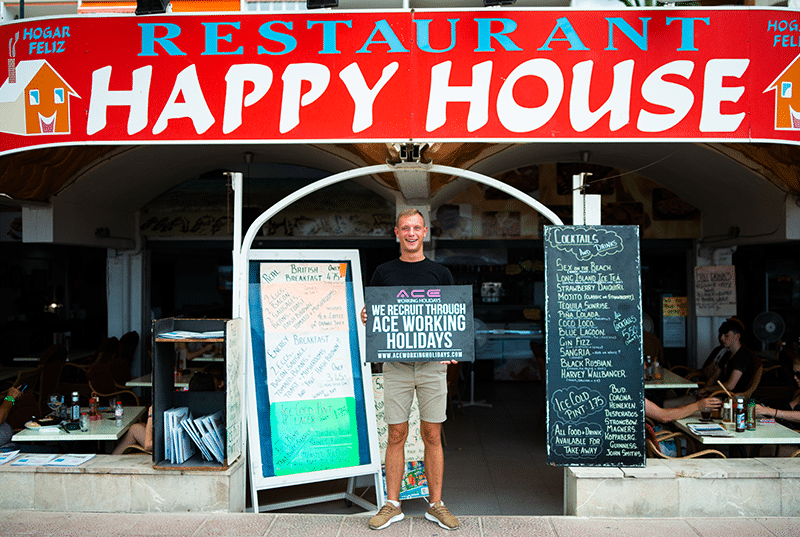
[765,53,800,130]
[0,59,79,135]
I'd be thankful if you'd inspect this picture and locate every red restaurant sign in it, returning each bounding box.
[2,8,800,155]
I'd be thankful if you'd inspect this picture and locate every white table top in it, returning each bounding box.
[190,355,224,362]
[12,406,146,443]
[675,413,800,445]
[644,368,698,390]
[12,349,95,364]
[126,373,191,389]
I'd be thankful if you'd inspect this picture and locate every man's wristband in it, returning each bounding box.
[3,395,15,405]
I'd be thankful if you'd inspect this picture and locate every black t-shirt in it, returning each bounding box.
[722,347,755,393]
[369,257,454,287]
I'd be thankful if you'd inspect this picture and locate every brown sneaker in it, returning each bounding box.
[425,500,459,530]
[369,502,404,530]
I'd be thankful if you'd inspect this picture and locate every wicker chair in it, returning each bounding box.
[645,423,726,459]
[709,356,764,402]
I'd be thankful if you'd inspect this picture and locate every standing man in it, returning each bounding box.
[363,208,459,531]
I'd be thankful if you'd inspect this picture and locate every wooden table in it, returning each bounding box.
[674,412,800,456]
[12,406,146,444]
[126,373,191,389]
[644,368,698,390]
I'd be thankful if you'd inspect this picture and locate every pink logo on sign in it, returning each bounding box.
[396,289,441,298]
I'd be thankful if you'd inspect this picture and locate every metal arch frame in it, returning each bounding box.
[230,163,564,511]
[234,162,564,315]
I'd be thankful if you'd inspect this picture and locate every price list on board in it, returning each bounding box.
[544,225,645,467]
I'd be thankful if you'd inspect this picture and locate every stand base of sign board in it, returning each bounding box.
[461,367,492,409]
[249,470,384,513]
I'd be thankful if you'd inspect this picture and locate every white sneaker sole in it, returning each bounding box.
[425,511,458,530]
[370,511,404,530]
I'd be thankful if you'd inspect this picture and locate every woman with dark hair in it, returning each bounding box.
[755,353,800,456]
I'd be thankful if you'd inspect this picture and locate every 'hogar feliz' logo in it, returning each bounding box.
[765,52,800,130]
[0,58,79,135]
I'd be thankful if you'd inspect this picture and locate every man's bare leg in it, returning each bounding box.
[385,421,409,502]
[420,420,444,503]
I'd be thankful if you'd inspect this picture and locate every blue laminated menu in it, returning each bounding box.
[686,423,733,437]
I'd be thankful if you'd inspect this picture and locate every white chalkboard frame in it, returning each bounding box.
[243,249,383,512]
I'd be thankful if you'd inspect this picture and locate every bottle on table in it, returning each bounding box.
[89,393,100,421]
[115,400,124,427]
[71,391,80,422]
[722,399,733,429]
[746,398,757,431]
[79,411,90,432]
[735,396,746,433]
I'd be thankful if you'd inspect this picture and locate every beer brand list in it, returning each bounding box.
[544,225,645,467]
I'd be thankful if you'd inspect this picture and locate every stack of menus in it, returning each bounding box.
[544,225,645,468]
[164,408,225,464]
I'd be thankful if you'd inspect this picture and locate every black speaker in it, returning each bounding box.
[136,0,169,15]
[484,0,516,5]
[307,0,338,8]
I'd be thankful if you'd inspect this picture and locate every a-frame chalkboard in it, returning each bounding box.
[544,225,645,467]
[244,249,382,511]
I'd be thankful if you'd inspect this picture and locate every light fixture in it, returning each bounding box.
[135,0,168,15]
[483,0,516,6]
[307,0,338,8]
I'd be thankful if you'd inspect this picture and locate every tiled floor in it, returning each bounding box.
[3,511,800,537]
[256,380,562,517]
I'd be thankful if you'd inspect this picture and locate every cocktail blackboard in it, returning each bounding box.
[544,225,645,467]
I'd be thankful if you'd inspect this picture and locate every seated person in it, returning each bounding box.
[0,386,23,451]
[646,396,721,457]
[666,319,754,409]
[200,363,225,391]
[188,372,217,392]
[697,318,755,397]
[112,406,153,455]
[697,317,756,398]
[646,396,722,424]
[754,353,800,456]
[2,385,58,454]
[698,344,729,385]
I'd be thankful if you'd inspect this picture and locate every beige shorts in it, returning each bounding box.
[383,361,448,425]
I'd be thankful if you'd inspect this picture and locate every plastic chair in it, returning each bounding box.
[645,424,726,459]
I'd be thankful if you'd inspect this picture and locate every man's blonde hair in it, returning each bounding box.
[396,208,425,228]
